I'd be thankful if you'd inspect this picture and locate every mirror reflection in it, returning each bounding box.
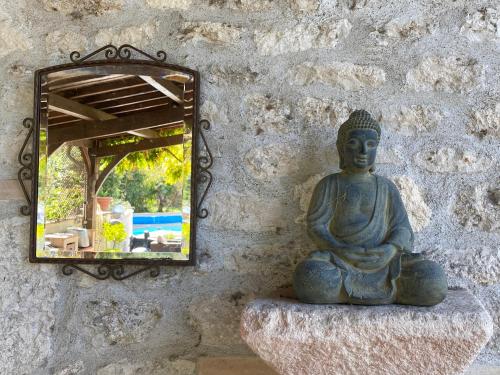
[36,64,194,261]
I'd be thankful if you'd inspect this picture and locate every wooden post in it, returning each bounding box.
[85,144,99,231]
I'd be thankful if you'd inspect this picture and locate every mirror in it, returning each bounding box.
[28,55,200,265]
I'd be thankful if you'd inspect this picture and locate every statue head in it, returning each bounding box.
[337,110,381,173]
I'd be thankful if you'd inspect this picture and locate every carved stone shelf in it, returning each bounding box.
[241,290,493,375]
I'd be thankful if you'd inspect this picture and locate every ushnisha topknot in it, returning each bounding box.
[336,110,381,148]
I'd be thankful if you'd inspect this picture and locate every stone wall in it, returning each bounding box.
[0,0,498,373]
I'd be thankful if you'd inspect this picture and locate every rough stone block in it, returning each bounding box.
[292,62,386,90]
[454,182,499,233]
[244,94,291,133]
[146,0,192,10]
[254,19,351,56]
[207,0,274,11]
[415,148,492,173]
[180,22,242,45]
[46,30,89,55]
[380,105,442,136]
[392,176,431,232]
[406,57,484,93]
[244,143,300,181]
[95,22,158,46]
[461,8,499,43]
[468,103,500,138]
[241,290,493,375]
[296,97,351,128]
[41,0,122,16]
[370,17,433,46]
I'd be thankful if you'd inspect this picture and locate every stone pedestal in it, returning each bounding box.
[240,290,493,375]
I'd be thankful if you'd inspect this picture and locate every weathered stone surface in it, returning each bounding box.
[244,143,300,181]
[392,176,431,232]
[415,148,492,173]
[54,361,84,375]
[95,22,157,46]
[207,0,273,11]
[190,294,254,353]
[461,8,499,43]
[370,17,433,46]
[241,290,493,375]
[407,57,484,93]
[198,357,278,375]
[429,246,499,286]
[179,22,242,44]
[465,364,500,375]
[0,16,31,58]
[376,147,404,165]
[207,65,259,85]
[380,105,442,135]
[244,94,291,133]
[0,179,24,200]
[478,286,500,354]
[146,0,192,10]
[215,242,301,276]
[41,0,122,16]
[83,300,162,347]
[468,103,500,138]
[207,192,287,232]
[287,0,319,13]
[201,100,229,125]
[46,30,88,55]
[97,358,195,375]
[0,263,58,374]
[292,62,386,89]
[254,20,351,56]
[296,97,351,128]
[454,182,500,233]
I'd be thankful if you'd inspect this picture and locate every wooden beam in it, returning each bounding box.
[48,93,159,139]
[48,93,115,121]
[91,134,184,157]
[140,76,183,104]
[67,79,149,100]
[49,74,134,93]
[48,108,184,145]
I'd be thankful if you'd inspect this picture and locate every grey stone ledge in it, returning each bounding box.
[241,290,493,375]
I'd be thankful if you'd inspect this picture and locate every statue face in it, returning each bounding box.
[341,129,378,172]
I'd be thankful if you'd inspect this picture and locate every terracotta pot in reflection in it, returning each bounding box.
[97,197,113,211]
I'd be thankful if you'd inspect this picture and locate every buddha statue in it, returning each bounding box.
[293,110,447,306]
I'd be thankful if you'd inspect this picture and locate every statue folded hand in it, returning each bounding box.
[334,244,397,270]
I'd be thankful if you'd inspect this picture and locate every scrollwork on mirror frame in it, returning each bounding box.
[18,118,34,216]
[196,119,213,219]
[70,44,167,64]
[62,264,161,280]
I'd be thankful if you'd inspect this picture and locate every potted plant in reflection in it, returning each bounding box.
[99,221,127,259]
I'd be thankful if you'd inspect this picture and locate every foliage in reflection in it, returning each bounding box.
[42,145,86,222]
[98,130,189,213]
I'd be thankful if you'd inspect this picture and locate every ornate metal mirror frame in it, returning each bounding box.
[18,45,212,280]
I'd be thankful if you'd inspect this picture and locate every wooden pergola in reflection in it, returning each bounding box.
[42,66,194,231]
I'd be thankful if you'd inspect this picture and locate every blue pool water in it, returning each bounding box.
[132,213,183,236]
[132,223,182,236]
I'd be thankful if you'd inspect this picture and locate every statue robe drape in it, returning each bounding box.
[307,174,414,304]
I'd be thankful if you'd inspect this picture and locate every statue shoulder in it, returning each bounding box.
[318,173,340,185]
[374,174,399,192]
[313,173,339,192]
